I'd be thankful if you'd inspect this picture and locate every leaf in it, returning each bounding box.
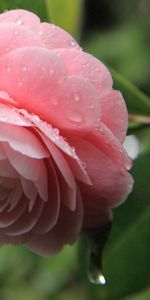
[127,288,150,300]
[110,68,150,116]
[0,0,48,21]
[44,0,83,38]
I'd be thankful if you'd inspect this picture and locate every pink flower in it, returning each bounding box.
[0,9,133,256]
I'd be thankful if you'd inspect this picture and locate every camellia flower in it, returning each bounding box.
[0,9,133,256]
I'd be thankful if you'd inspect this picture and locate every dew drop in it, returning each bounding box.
[32,115,40,122]
[67,111,83,123]
[73,93,80,102]
[22,66,27,72]
[14,30,18,35]
[39,31,43,36]
[54,128,59,135]
[89,104,94,109]
[7,67,11,72]
[89,270,106,285]
[70,39,76,47]
[16,19,23,25]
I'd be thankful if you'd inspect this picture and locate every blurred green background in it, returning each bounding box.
[0,1,150,299]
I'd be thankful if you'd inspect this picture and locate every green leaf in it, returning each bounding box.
[127,288,150,300]
[44,0,83,38]
[0,0,48,21]
[110,68,150,116]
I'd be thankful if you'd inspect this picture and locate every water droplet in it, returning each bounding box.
[14,30,18,35]
[73,93,80,102]
[22,66,27,72]
[16,19,23,25]
[70,39,76,47]
[89,270,106,285]
[89,104,94,109]
[39,31,43,36]
[50,69,54,75]
[7,67,11,72]
[67,111,83,123]
[18,82,23,87]
[32,115,40,122]
[54,128,59,135]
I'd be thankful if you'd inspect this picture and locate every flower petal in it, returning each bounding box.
[36,22,80,50]
[33,158,60,234]
[0,23,42,57]
[25,190,83,256]
[0,122,49,159]
[69,137,133,228]
[0,9,40,28]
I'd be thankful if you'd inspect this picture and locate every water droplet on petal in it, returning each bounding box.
[14,30,18,35]
[73,93,80,102]
[22,66,27,72]
[54,128,59,135]
[16,19,23,25]
[70,39,76,47]
[32,115,40,122]
[67,111,83,124]
[7,67,11,72]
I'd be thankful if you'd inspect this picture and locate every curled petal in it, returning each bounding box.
[0,122,49,159]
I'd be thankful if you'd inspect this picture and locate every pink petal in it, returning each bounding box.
[0,48,100,130]
[36,22,80,50]
[0,103,31,126]
[0,23,42,57]
[0,47,67,123]
[0,9,40,28]
[33,158,60,234]
[100,90,128,143]
[0,159,18,178]
[21,178,38,211]
[0,196,28,228]
[69,137,133,228]
[0,122,49,159]
[25,190,83,256]
[55,48,113,94]
[55,75,100,129]
[86,123,132,171]
[0,143,6,159]
[2,196,44,235]
[22,110,91,185]
[3,143,48,202]
[7,183,23,212]
[40,134,76,211]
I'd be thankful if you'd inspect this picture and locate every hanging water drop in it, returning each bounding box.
[83,223,111,285]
